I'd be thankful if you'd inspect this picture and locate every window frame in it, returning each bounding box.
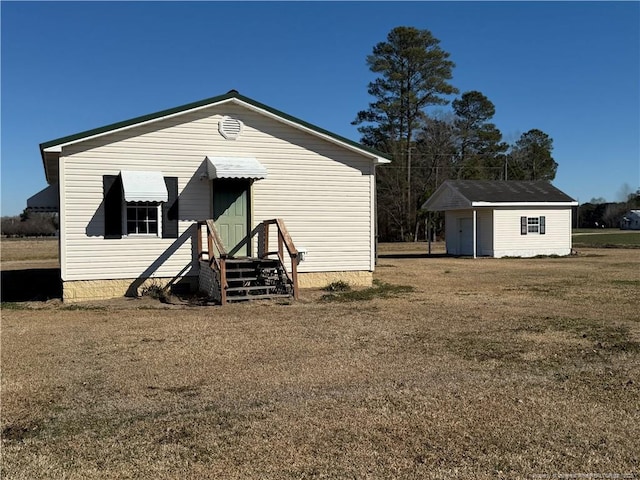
[521,215,546,235]
[122,202,163,237]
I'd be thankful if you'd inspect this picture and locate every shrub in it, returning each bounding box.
[140,283,171,303]
[321,279,413,302]
[323,281,351,292]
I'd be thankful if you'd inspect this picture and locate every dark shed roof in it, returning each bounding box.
[445,180,575,203]
[422,180,577,211]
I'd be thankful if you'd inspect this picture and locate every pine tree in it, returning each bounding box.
[353,26,458,240]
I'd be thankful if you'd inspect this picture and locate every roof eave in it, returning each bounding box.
[40,148,60,185]
[38,91,391,165]
[471,201,579,207]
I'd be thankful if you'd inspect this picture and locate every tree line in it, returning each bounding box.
[577,191,640,229]
[1,211,59,237]
[353,26,558,241]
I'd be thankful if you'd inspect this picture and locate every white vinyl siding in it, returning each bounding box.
[444,207,572,257]
[59,103,374,281]
[493,208,572,257]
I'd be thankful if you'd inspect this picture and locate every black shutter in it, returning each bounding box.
[103,175,122,239]
[520,216,527,235]
[162,177,179,239]
[540,216,546,235]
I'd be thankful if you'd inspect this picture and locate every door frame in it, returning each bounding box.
[458,217,474,256]
[212,179,252,257]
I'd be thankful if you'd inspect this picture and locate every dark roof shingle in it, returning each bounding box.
[447,180,575,203]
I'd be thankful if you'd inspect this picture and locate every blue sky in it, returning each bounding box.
[2,1,638,216]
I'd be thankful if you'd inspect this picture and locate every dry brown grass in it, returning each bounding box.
[1,238,59,269]
[2,243,639,479]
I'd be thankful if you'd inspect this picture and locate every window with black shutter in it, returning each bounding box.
[103,174,178,239]
[521,215,546,236]
[162,177,179,239]
[104,175,123,238]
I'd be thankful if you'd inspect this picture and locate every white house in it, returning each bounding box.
[422,180,578,258]
[29,90,390,302]
[620,210,640,230]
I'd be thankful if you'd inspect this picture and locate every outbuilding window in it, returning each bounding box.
[521,216,546,235]
[103,173,178,239]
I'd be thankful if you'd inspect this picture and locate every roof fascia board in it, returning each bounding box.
[471,201,579,207]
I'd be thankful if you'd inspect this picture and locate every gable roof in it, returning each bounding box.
[422,180,577,211]
[39,90,391,183]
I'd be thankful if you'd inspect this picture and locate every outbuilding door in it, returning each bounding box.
[213,179,250,257]
[458,217,474,256]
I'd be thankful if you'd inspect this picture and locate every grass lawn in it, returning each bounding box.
[572,230,640,248]
[2,242,639,479]
[1,237,59,268]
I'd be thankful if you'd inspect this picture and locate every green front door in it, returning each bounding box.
[213,180,250,257]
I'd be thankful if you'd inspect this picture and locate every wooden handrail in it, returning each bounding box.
[197,218,298,303]
[262,218,299,300]
[205,219,228,259]
[197,220,228,304]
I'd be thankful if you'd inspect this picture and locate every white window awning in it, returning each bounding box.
[206,156,268,180]
[120,171,168,202]
[27,184,59,212]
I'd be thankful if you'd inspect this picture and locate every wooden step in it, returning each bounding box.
[226,268,260,274]
[227,285,278,293]
[227,276,259,282]
[226,257,279,264]
[226,293,293,302]
[204,256,293,304]
[227,276,282,283]
[226,268,279,275]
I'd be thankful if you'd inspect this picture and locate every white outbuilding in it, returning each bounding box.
[31,91,390,302]
[422,180,578,258]
[620,210,640,230]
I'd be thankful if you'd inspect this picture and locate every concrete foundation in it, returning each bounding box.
[62,270,372,302]
[297,270,373,288]
[62,277,197,303]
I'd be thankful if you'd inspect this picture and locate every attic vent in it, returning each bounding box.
[219,116,243,140]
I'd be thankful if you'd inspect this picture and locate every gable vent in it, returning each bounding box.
[219,116,243,140]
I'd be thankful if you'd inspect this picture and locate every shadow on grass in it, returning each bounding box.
[1,268,62,301]
[377,253,450,259]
